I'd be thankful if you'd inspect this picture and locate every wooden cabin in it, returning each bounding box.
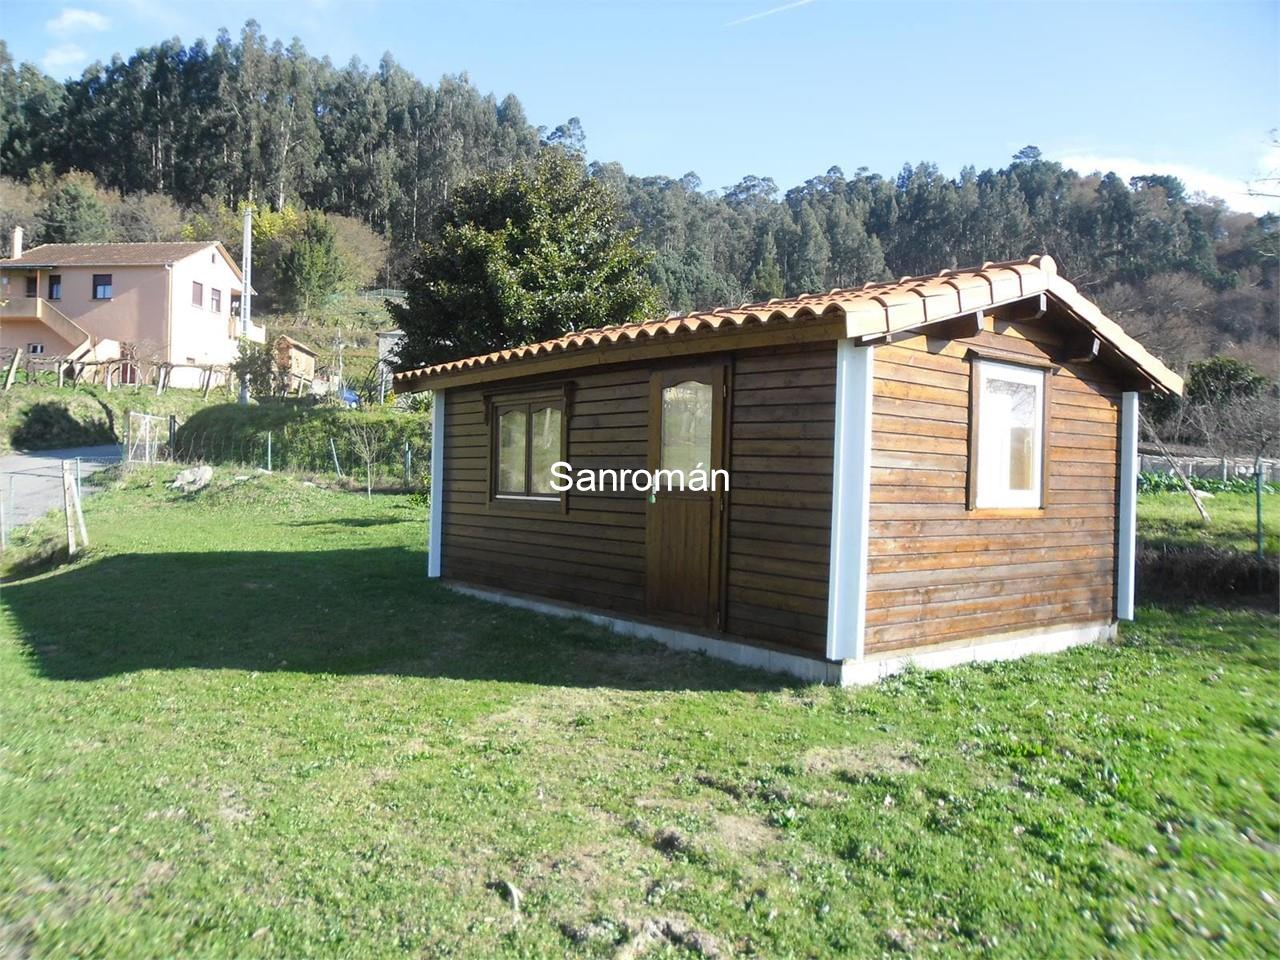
[273,335,318,394]
[393,256,1182,684]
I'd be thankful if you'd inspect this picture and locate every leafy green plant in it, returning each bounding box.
[1138,471,1274,495]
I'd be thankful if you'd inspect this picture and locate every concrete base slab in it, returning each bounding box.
[445,582,1115,687]
[446,582,844,683]
[841,620,1117,686]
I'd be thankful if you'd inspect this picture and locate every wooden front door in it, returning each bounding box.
[646,364,727,628]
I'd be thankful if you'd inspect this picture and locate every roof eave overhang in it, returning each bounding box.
[392,258,1184,398]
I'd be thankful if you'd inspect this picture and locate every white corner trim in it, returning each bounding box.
[838,620,1116,686]
[826,340,874,661]
[1117,391,1139,619]
[428,389,445,578]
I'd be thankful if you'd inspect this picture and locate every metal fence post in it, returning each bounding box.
[404,441,411,487]
[1257,457,1265,594]
[330,437,344,478]
[266,431,273,473]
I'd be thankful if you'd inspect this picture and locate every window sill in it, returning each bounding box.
[488,495,564,515]
[967,507,1047,519]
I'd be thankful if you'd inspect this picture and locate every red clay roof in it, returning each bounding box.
[0,241,248,286]
[393,256,1182,395]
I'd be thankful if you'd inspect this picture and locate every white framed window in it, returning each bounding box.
[27,342,45,355]
[971,358,1046,509]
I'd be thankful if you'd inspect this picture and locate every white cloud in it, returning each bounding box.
[1054,151,1279,217]
[45,8,110,34]
[41,43,89,74]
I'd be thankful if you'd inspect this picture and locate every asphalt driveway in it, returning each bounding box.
[0,444,123,530]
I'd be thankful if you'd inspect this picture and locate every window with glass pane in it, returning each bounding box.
[660,381,712,482]
[48,275,61,300]
[529,406,562,494]
[497,408,527,494]
[974,360,1044,509]
[92,274,112,299]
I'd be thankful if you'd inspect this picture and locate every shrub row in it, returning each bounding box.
[1138,471,1275,495]
[173,402,431,483]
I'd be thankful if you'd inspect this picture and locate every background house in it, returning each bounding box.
[0,229,264,388]
[273,335,318,394]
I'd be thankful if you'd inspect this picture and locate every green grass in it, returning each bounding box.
[1140,489,1279,556]
[1,471,1276,958]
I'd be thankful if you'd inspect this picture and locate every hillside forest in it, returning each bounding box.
[0,24,1276,379]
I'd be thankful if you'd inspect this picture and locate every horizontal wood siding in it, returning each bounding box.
[865,318,1122,654]
[441,365,650,616]
[725,343,836,654]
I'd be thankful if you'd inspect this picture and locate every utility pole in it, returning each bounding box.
[239,207,253,405]
[240,208,253,337]
[333,335,345,401]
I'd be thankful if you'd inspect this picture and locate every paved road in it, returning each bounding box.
[0,444,123,529]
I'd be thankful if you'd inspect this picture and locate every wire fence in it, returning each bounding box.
[0,451,120,548]
[167,425,430,489]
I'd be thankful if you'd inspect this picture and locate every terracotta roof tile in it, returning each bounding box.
[393,256,1182,395]
[0,241,250,290]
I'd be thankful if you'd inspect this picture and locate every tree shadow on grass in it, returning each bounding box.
[11,401,116,450]
[2,547,790,692]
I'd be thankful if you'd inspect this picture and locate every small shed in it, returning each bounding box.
[273,335,318,394]
[393,256,1182,684]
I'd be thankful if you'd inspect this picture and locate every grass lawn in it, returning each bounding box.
[1,470,1277,958]
[1139,489,1279,557]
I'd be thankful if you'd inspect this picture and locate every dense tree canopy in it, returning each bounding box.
[0,26,1275,373]
[389,151,659,366]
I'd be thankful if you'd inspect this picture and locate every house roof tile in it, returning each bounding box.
[0,241,248,286]
[393,256,1183,395]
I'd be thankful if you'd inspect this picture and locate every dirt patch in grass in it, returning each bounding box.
[712,813,777,855]
[216,787,253,825]
[801,742,921,778]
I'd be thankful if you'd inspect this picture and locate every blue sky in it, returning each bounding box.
[2,0,1277,213]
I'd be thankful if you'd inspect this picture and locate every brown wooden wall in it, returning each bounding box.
[440,364,650,616]
[724,343,836,655]
[865,316,1122,654]
[439,342,837,657]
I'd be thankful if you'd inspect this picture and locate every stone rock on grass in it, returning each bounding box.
[170,465,213,493]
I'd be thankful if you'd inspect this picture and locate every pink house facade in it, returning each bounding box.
[0,231,265,389]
